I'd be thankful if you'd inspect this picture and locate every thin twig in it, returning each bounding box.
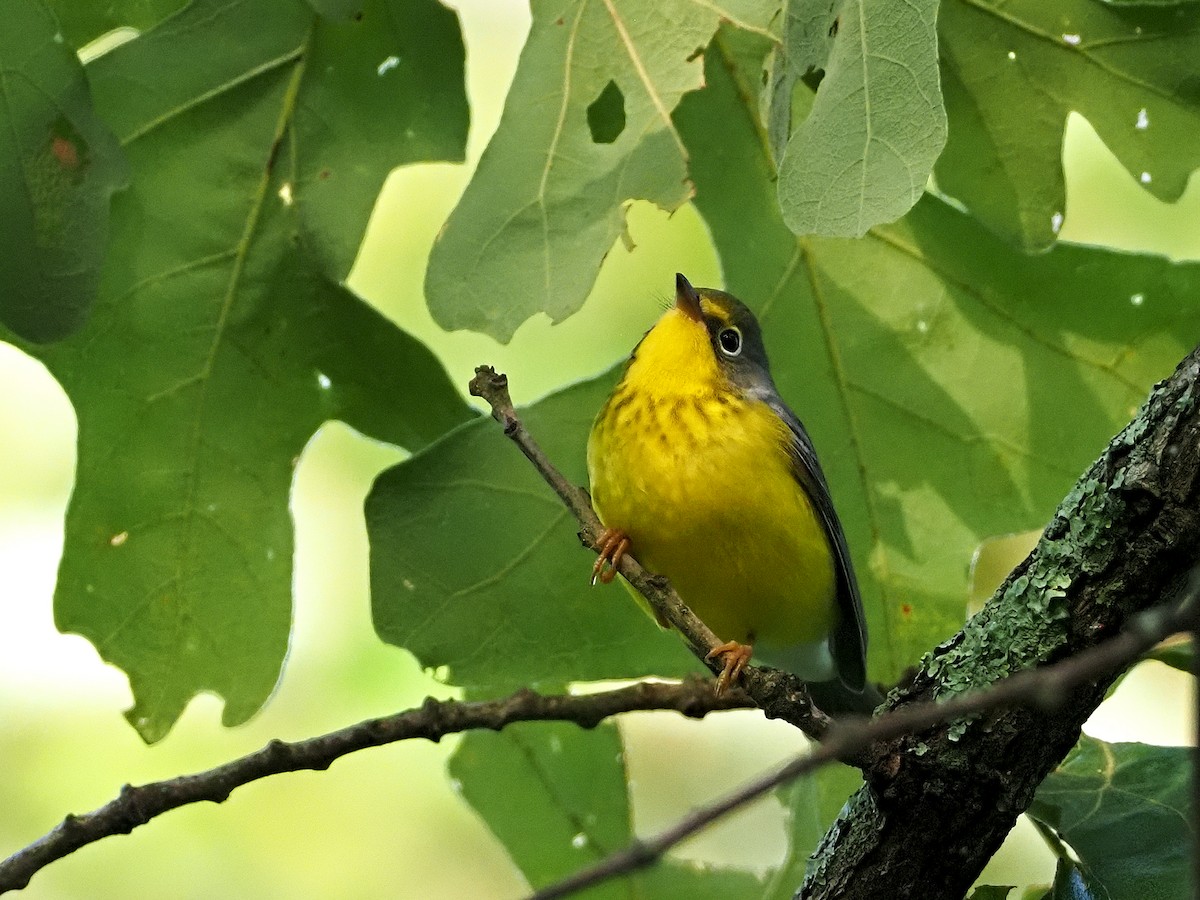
[531,599,1199,900]
[0,679,752,894]
[468,365,724,662]
[468,365,836,741]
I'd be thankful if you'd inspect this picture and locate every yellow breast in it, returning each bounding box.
[587,311,837,671]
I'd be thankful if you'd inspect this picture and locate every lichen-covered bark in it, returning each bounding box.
[801,344,1200,899]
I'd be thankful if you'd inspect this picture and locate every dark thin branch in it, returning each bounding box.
[468,365,836,741]
[531,598,1200,900]
[0,679,751,894]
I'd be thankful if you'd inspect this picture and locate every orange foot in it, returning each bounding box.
[706,641,754,695]
[591,528,631,585]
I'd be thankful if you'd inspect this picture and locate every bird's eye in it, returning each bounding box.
[718,327,742,357]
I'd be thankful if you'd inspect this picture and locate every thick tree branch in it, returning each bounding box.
[532,594,1198,900]
[0,679,751,895]
[468,365,838,741]
[802,343,1200,898]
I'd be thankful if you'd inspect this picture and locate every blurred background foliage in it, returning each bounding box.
[0,0,1196,897]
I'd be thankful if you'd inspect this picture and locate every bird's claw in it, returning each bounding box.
[707,641,753,695]
[591,529,631,585]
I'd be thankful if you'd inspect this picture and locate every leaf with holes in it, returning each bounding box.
[775,0,947,238]
[1029,737,1191,900]
[937,0,1200,251]
[1,0,472,742]
[0,0,128,342]
[424,0,779,342]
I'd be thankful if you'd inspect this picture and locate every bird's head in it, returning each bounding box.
[628,273,774,399]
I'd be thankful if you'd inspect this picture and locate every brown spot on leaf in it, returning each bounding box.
[51,135,79,170]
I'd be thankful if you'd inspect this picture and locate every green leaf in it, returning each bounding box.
[1029,737,1192,900]
[676,29,1199,679]
[366,373,697,692]
[764,764,862,898]
[424,0,779,343]
[937,0,1200,251]
[1147,637,1192,673]
[968,888,1017,900]
[451,721,759,898]
[762,0,836,165]
[2,0,471,742]
[0,0,128,342]
[782,0,839,75]
[304,0,363,20]
[776,0,947,238]
[297,0,469,276]
[46,0,186,50]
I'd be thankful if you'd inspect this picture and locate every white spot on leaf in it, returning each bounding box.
[110,531,129,547]
[377,55,400,76]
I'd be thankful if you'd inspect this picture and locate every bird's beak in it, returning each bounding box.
[675,273,704,322]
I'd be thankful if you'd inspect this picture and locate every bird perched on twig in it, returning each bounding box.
[587,273,879,715]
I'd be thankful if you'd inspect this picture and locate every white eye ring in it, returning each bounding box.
[717,326,742,357]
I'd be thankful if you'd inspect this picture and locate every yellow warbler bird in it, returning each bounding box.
[587,273,878,714]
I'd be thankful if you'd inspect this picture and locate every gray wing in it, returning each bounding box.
[766,397,868,693]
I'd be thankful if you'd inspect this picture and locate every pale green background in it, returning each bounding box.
[0,1,1196,896]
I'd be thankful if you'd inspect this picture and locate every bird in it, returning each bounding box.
[586,273,879,714]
